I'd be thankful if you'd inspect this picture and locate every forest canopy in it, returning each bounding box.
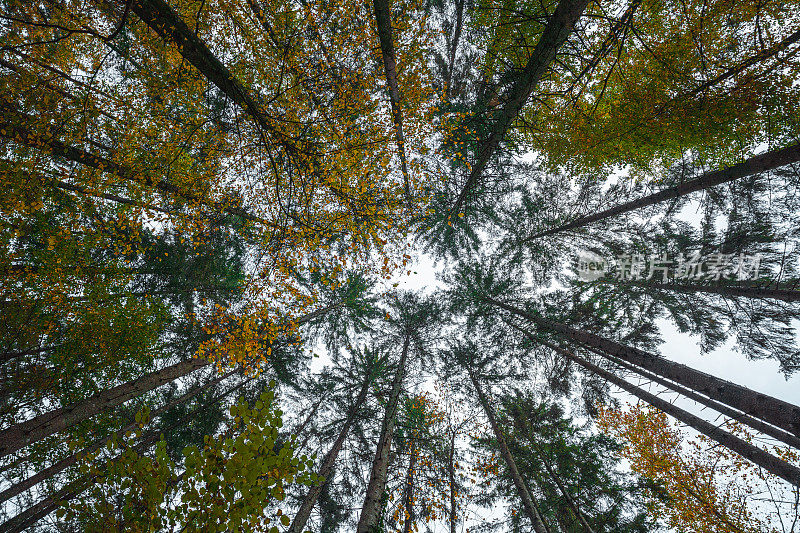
[1,0,800,531]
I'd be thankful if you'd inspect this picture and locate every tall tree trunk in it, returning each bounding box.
[445,0,465,101]
[0,374,254,533]
[529,440,595,533]
[448,430,457,533]
[123,0,298,158]
[506,316,800,450]
[0,369,236,505]
[0,305,329,458]
[598,277,800,303]
[536,338,800,487]
[0,344,62,365]
[51,178,176,215]
[356,335,410,533]
[485,295,800,438]
[450,0,590,216]
[684,29,800,99]
[0,106,270,226]
[591,345,800,450]
[372,0,412,206]
[0,358,209,459]
[291,390,330,443]
[401,447,417,533]
[525,142,800,241]
[466,366,550,533]
[288,369,374,533]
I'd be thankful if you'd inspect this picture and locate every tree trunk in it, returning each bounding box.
[448,430,457,533]
[600,278,800,303]
[372,0,412,206]
[0,304,330,459]
[0,344,62,365]
[526,142,800,240]
[530,440,595,533]
[537,339,800,487]
[288,369,374,533]
[0,369,235,505]
[445,0,465,100]
[450,0,590,216]
[124,0,308,167]
[466,366,550,533]
[684,29,800,99]
[0,374,254,533]
[0,358,209,459]
[591,345,800,450]
[485,295,800,438]
[356,335,410,533]
[401,448,417,533]
[0,107,270,226]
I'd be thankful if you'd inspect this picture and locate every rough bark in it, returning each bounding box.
[450,0,590,216]
[0,369,235,505]
[356,335,409,533]
[288,370,373,533]
[538,339,800,487]
[485,295,800,438]
[466,366,549,533]
[0,357,209,459]
[593,346,800,450]
[526,142,800,241]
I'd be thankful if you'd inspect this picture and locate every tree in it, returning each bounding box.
[598,403,800,533]
[475,390,656,532]
[62,385,319,533]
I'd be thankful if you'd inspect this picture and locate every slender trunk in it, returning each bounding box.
[485,295,800,438]
[372,0,412,206]
[445,0,465,100]
[526,142,800,241]
[598,277,800,303]
[401,448,417,533]
[450,0,590,216]
[0,106,270,226]
[0,374,253,533]
[0,345,63,365]
[356,335,410,533]
[0,358,209,459]
[448,430,457,533]
[0,304,329,458]
[51,178,176,215]
[530,441,595,533]
[466,366,549,533]
[593,346,800,450]
[288,370,373,533]
[125,0,305,164]
[537,339,800,487]
[685,29,800,99]
[292,391,328,440]
[0,369,235,505]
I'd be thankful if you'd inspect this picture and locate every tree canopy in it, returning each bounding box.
[2,0,800,531]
